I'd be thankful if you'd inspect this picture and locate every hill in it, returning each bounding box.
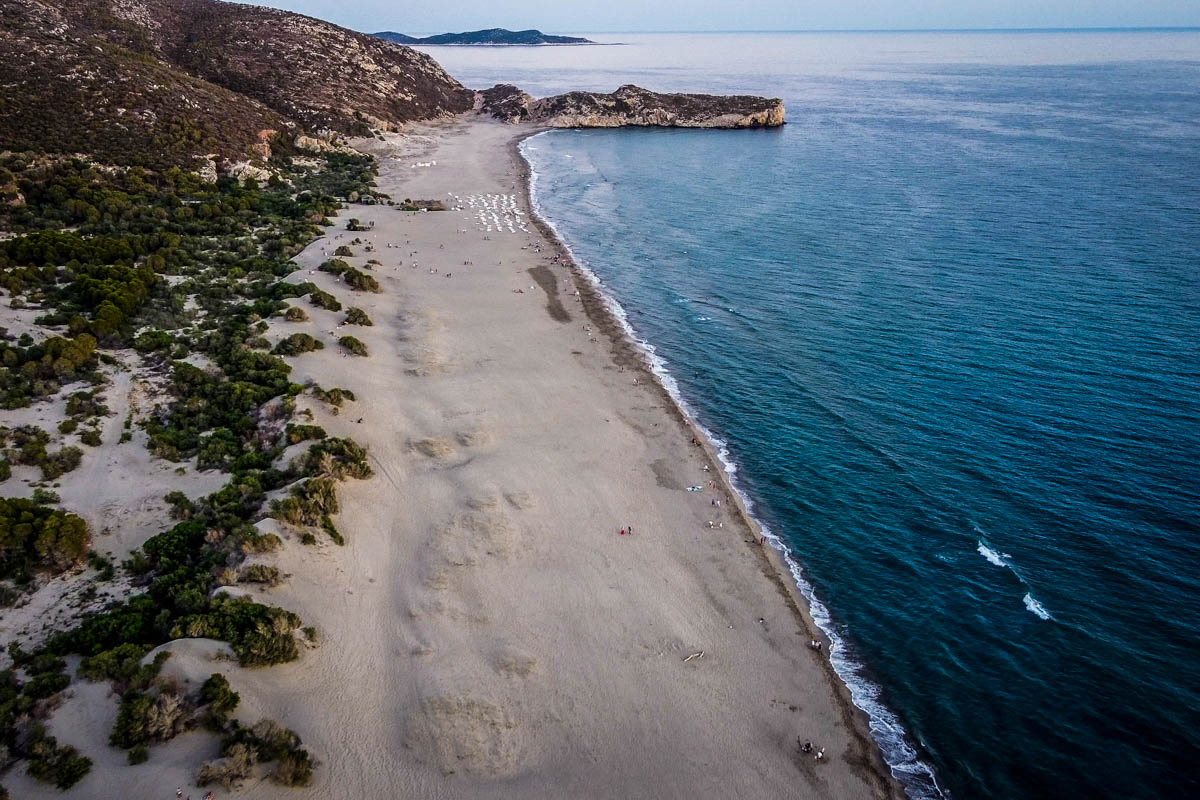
[373,28,595,46]
[0,0,474,168]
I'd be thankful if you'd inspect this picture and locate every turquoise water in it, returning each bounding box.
[424,33,1200,799]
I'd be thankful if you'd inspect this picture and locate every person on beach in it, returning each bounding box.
[800,739,812,754]
[620,528,626,536]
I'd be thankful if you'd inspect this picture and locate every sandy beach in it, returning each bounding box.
[10,117,899,799]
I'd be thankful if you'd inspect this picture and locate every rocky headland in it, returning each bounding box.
[478,83,786,129]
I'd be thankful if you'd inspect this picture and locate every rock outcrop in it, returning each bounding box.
[479,84,785,129]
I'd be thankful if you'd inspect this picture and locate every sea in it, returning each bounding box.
[415,31,1200,799]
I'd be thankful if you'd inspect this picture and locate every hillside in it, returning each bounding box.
[374,28,595,46]
[0,0,474,168]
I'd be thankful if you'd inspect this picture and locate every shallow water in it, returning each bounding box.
[426,31,1200,799]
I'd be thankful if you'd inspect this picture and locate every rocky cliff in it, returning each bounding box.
[0,0,474,167]
[479,84,785,129]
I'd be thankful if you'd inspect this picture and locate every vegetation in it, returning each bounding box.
[310,385,355,412]
[0,333,100,409]
[307,288,342,312]
[0,497,89,582]
[285,424,326,445]
[196,717,313,789]
[0,65,398,787]
[338,336,368,357]
[317,258,350,276]
[344,307,373,326]
[342,268,381,293]
[0,655,92,789]
[272,333,324,356]
[1,426,84,480]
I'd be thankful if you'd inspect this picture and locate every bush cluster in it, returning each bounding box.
[197,718,313,789]
[338,336,368,357]
[344,307,372,326]
[0,496,89,582]
[272,333,324,356]
[2,425,84,480]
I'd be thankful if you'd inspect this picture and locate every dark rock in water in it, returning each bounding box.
[478,84,786,129]
[374,29,595,46]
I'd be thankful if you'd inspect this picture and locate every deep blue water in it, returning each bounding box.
[426,33,1200,799]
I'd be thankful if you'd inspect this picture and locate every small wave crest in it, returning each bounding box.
[521,131,945,800]
[1023,593,1053,620]
[977,541,1011,568]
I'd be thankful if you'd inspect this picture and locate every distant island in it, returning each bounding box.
[372,28,596,46]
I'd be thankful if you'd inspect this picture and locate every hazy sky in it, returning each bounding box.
[237,0,1200,33]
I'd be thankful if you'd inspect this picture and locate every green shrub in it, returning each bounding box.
[31,487,59,504]
[164,490,195,520]
[284,424,325,445]
[127,743,149,764]
[7,426,84,479]
[283,306,308,322]
[307,289,341,312]
[320,515,344,546]
[271,333,324,356]
[77,643,154,684]
[199,673,240,715]
[57,419,78,434]
[342,268,380,293]
[0,497,89,580]
[311,385,355,407]
[241,564,281,585]
[344,307,372,326]
[65,390,106,419]
[318,258,350,276]
[80,429,102,447]
[333,245,353,257]
[270,478,338,527]
[23,726,92,790]
[301,438,372,480]
[196,744,254,789]
[338,336,367,356]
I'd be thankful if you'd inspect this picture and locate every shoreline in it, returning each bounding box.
[507,127,909,800]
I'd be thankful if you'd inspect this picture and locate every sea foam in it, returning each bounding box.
[1023,593,1053,620]
[977,541,1011,568]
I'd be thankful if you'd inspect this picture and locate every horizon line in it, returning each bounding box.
[390,25,1200,36]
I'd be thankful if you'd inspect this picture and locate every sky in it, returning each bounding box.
[235,0,1200,34]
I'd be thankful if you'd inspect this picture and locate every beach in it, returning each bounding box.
[11,117,898,799]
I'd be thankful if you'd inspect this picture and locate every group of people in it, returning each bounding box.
[798,740,826,761]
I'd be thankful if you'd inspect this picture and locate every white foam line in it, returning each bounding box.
[521,131,946,800]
